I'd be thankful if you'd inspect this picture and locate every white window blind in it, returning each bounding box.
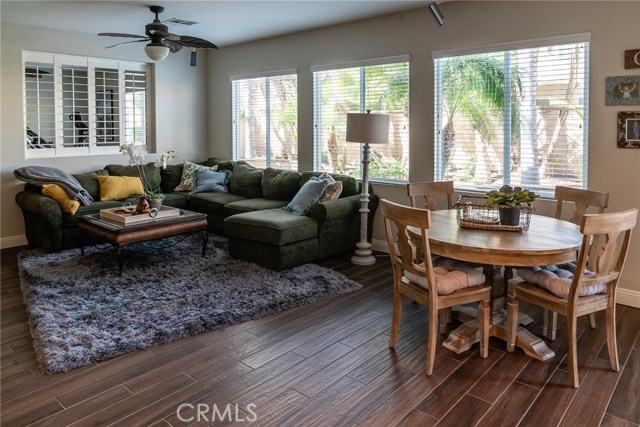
[313,58,410,181]
[23,51,151,159]
[434,37,589,194]
[232,72,298,170]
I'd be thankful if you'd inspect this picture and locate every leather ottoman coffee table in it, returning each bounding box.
[78,208,208,274]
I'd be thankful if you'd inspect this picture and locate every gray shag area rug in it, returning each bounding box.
[18,235,361,374]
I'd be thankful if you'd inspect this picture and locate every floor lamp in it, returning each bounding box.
[346,111,389,265]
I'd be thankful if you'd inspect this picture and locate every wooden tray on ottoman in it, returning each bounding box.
[100,205,180,225]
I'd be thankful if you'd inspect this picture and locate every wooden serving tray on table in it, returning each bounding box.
[99,205,180,225]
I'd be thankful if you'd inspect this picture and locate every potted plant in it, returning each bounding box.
[485,185,539,226]
[120,144,176,212]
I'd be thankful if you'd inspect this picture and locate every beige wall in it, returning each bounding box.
[0,22,210,246]
[206,2,640,300]
[1,2,639,302]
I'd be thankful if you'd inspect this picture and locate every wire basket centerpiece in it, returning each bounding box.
[455,185,539,231]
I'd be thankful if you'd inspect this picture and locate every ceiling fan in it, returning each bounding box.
[98,5,218,62]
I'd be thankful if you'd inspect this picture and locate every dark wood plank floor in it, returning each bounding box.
[2,246,639,427]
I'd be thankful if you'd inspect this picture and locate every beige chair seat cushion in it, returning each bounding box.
[405,257,485,295]
[516,264,606,298]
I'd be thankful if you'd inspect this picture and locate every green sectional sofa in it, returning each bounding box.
[15,158,378,270]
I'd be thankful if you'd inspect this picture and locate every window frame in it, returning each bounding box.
[231,69,298,170]
[23,51,153,159]
[432,33,591,196]
[311,55,411,183]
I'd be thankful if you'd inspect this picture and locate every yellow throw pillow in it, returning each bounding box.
[97,176,145,201]
[42,184,81,214]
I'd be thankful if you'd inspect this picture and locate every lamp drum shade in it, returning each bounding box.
[346,113,390,144]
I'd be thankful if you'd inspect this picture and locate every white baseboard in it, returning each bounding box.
[371,238,640,309]
[1,234,28,249]
[617,287,640,309]
[371,238,389,254]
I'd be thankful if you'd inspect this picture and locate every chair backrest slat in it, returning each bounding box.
[407,181,455,211]
[570,209,637,301]
[554,186,609,225]
[380,199,436,292]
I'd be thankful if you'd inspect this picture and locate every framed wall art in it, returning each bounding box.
[606,75,640,106]
[624,49,640,69]
[617,111,640,149]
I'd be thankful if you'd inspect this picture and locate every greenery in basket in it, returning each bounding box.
[485,185,539,206]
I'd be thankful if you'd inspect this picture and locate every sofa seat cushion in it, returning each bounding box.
[224,198,289,216]
[225,209,318,246]
[188,192,247,216]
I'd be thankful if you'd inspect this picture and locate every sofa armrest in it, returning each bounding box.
[15,190,64,249]
[308,194,362,223]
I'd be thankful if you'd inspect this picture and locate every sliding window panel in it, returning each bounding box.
[312,57,410,181]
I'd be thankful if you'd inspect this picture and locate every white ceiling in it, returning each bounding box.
[1,1,427,48]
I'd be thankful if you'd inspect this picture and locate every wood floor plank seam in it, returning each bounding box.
[2,247,639,427]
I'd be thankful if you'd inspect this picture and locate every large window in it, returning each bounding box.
[23,51,152,159]
[433,34,590,194]
[232,71,298,170]
[313,56,410,181]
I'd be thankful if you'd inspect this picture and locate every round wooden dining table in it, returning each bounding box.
[411,209,584,361]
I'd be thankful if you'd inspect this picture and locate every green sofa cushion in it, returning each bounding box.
[72,169,108,200]
[105,163,161,192]
[188,192,247,216]
[224,198,289,216]
[261,168,301,201]
[205,157,236,172]
[229,161,263,198]
[300,171,359,197]
[160,164,184,194]
[225,208,318,246]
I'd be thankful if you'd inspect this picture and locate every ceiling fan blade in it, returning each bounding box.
[149,29,181,41]
[98,32,148,39]
[164,40,184,53]
[105,39,150,49]
[172,35,218,50]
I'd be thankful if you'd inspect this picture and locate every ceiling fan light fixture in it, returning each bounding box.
[144,43,170,61]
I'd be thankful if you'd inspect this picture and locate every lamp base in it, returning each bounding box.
[351,254,376,265]
[351,243,376,265]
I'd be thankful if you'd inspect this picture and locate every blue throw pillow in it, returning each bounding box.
[189,169,231,196]
[285,177,329,215]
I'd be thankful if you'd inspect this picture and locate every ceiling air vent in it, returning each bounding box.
[165,18,199,26]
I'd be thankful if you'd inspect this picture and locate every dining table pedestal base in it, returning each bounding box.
[442,318,555,361]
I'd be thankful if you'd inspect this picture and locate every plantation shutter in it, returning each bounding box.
[23,51,152,158]
[231,70,298,170]
[95,67,120,147]
[123,70,148,146]
[433,34,590,194]
[312,56,410,181]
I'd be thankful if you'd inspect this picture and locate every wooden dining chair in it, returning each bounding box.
[407,181,455,211]
[543,186,610,339]
[507,209,637,388]
[407,181,459,330]
[380,199,491,375]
